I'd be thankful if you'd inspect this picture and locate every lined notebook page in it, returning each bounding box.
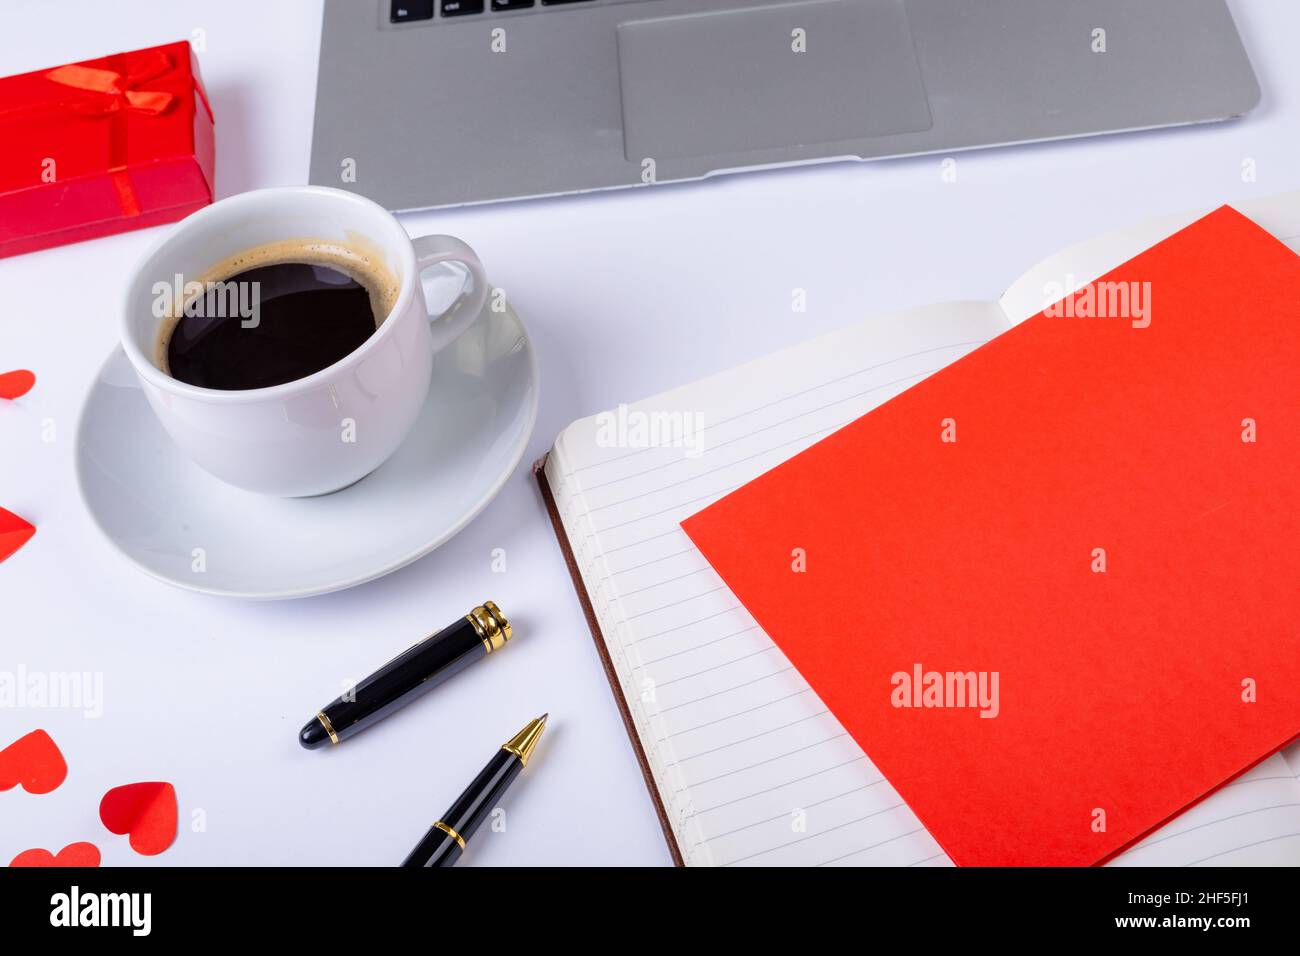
[1109,752,1300,867]
[547,296,1300,866]
[548,302,1009,866]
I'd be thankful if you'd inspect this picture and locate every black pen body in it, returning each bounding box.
[299,603,510,749]
[402,748,523,867]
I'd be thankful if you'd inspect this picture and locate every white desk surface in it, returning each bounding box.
[2,0,1297,866]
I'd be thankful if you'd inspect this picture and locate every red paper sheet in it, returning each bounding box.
[682,207,1300,866]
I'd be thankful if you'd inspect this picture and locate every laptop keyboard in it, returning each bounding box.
[390,0,599,21]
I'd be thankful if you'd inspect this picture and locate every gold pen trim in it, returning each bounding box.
[501,714,547,767]
[466,601,512,653]
[432,821,466,850]
[316,711,339,746]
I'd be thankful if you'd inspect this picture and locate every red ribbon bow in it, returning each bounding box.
[44,50,176,116]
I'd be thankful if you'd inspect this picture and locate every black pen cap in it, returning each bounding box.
[299,601,513,749]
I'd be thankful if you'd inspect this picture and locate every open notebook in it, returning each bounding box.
[536,191,1300,867]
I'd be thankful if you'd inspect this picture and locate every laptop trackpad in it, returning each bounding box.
[617,0,932,161]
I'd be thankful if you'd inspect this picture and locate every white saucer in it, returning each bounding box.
[75,301,538,599]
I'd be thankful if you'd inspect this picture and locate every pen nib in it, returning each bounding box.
[502,714,548,766]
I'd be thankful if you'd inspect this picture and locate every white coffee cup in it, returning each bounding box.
[120,186,487,497]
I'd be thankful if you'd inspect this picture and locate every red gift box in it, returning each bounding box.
[0,41,214,259]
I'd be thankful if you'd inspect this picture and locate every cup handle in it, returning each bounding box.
[411,234,489,354]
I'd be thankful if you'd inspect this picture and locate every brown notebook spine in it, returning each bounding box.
[533,454,687,867]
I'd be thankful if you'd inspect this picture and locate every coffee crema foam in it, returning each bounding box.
[154,237,400,373]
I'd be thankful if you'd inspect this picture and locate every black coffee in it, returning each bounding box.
[164,259,384,390]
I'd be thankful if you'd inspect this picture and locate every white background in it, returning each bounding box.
[1,0,1297,866]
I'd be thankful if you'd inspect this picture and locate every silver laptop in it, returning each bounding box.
[310,0,1260,211]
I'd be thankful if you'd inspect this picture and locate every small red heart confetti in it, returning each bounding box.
[0,507,36,564]
[9,842,100,868]
[0,730,67,795]
[99,782,177,856]
[0,370,35,400]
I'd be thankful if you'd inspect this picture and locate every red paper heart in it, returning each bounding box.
[9,842,100,868]
[99,782,177,856]
[0,369,35,400]
[0,730,67,794]
[0,507,36,563]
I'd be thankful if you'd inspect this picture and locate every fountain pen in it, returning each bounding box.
[401,714,547,867]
